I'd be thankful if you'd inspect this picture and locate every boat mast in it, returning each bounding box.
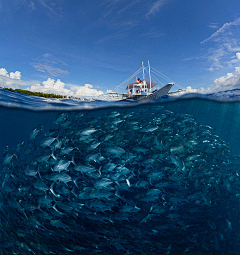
[142,62,145,80]
[148,60,151,93]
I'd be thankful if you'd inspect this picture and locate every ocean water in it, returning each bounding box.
[1,87,240,254]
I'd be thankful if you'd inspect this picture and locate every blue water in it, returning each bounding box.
[1,88,240,155]
[1,87,240,254]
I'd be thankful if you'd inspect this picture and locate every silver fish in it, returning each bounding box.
[53,160,71,172]
[33,180,49,192]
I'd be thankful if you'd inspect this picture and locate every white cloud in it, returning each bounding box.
[39,0,63,17]
[213,52,240,90]
[31,63,69,77]
[191,17,240,72]
[146,0,168,17]
[10,71,21,79]
[31,53,69,77]
[29,78,74,96]
[0,68,21,79]
[201,17,240,44]
[28,78,103,98]
[0,75,29,89]
[75,84,104,97]
[208,22,219,29]
[0,68,9,77]
[173,85,212,96]
[236,52,240,61]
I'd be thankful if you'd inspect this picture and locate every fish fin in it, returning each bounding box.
[73,176,81,189]
[71,187,78,198]
[38,165,43,180]
[22,208,28,220]
[115,189,121,198]
[50,182,60,198]
[51,151,57,160]
[71,154,76,166]
[98,165,102,176]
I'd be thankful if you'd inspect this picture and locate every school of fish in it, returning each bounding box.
[1,105,240,254]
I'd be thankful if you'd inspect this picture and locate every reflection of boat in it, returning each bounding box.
[98,61,184,101]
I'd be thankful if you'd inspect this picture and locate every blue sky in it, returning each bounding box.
[1,0,240,98]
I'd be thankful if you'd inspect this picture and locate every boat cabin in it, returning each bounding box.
[122,78,158,99]
[127,79,158,95]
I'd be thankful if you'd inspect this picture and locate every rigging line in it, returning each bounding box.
[150,69,172,82]
[151,66,173,81]
[111,67,143,92]
[112,68,142,91]
[150,70,167,81]
[172,82,184,90]
[151,67,174,82]
[150,71,172,85]
[150,70,184,89]
[150,73,164,86]
[111,70,142,93]
[98,67,143,97]
[151,68,184,89]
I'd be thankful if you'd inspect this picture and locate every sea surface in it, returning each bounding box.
[1,87,240,254]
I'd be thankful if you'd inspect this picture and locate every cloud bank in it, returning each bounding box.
[178,52,240,96]
[28,78,103,98]
[213,52,240,90]
[0,68,21,79]
[0,67,103,99]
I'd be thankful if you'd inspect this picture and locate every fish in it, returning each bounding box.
[40,137,57,147]
[94,178,113,189]
[105,146,125,157]
[74,164,97,173]
[33,180,49,192]
[50,219,70,230]
[88,141,101,151]
[24,168,38,177]
[1,105,240,255]
[53,113,68,124]
[29,124,44,140]
[51,173,72,183]
[53,159,72,172]
[2,153,15,165]
[140,126,158,132]
[77,127,97,136]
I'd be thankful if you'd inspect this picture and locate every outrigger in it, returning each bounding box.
[97,61,185,101]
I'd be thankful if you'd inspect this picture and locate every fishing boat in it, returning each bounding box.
[97,61,184,101]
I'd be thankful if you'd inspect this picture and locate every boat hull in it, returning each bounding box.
[147,83,174,99]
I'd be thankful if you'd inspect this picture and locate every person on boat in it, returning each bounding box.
[129,89,132,94]
[137,78,142,84]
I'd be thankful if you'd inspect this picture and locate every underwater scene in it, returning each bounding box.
[1,88,240,254]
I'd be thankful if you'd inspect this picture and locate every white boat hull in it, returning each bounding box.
[147,83,174,99]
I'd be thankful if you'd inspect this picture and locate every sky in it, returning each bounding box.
[0,0,240,98]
